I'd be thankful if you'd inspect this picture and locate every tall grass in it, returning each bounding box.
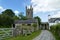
[50,23,60,40]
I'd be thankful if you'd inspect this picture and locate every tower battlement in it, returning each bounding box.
[26,5,33,19]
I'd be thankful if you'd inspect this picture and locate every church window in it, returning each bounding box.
[28,11,30,15]
[27,24,31,26]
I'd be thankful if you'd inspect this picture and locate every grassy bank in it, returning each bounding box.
[50,24,60,40]
[6,30,41,40]
[50,31,60,40]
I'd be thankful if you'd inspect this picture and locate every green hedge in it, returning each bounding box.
[50,23,60,40]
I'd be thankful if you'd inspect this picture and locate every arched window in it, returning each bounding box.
[28,11,30,15]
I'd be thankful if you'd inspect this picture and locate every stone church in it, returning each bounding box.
[12,5,39,36]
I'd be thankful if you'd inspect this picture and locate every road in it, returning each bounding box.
[33,30,55,40]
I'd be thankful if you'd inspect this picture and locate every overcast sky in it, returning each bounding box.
[0,0,60,22]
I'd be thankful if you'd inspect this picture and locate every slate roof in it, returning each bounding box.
[49,18,60,23]
[14,19,38,24]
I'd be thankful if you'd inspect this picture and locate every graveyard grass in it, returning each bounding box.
[6,30,41,40]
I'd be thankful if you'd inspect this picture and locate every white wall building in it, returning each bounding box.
[48,13,60,27]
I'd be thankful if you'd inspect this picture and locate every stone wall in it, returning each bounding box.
[13,23,35,36]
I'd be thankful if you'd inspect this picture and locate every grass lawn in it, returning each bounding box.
[6,30,41,40]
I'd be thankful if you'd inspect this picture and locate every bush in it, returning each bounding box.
[50,23,60,40]
[32,23,37,27]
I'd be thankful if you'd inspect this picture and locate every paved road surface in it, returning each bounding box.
[33,30,55,40]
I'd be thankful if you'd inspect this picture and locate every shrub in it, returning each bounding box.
[32,23,37,28]
[50,23,60,40]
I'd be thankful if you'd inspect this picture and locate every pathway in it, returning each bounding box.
[33,30,55,40]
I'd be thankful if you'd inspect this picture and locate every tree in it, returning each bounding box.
[18,12,27,20]
[34,16,41,26]
[13,16,19,20]
[0,9,21,28]
[0,9,17,28]
[2,9,15,17]
[0,14,14,28]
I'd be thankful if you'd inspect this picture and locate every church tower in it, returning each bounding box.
[26,5,33,19]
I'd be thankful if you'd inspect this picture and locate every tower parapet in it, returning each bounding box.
[26,5,33,19]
